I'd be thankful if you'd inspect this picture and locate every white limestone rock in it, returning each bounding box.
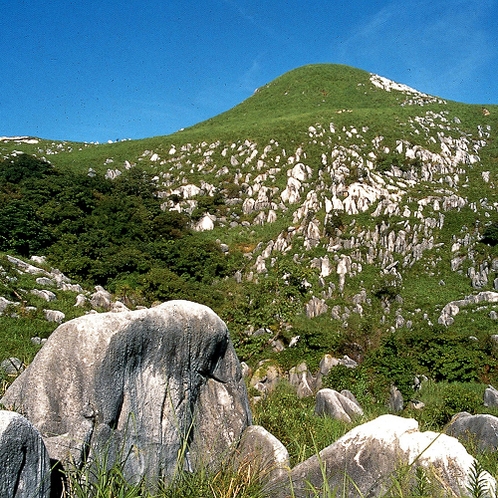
[276,414,495,498]
[315,388,363,423]
[1,301,251,488]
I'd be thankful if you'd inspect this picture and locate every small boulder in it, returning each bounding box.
[447,412,498,451]
[250,361,281,395]
[484,385,498,407]
[0,297,14,314]
[35,277,54,287]
[89,285,112,310]
[0,357,24,376]
[235,425,289,490]
[31,289,56,302]
[43,309,65,323]
[288,362,314,398]
[110,301,129,313]
[315,388,363,423]
[389,385,404,412]
[74,294,88,307]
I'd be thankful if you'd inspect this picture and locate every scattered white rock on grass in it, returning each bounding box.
[43,310,65,323]
[31,290,56,302]
[0,297,14,314]
[89,286,112,310]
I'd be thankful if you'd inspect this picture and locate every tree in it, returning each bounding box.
[0,154,54,184]
[0,200,52,256]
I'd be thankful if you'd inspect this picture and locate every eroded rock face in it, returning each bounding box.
[274,414,495,498]
[314,388,363,423]
[1,300,251,487]
[0,411,51,498]
[484,385,498,407]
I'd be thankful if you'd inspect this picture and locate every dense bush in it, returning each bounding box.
[0,153,54,183]
[481,221,498,246]
[0,155,235,310]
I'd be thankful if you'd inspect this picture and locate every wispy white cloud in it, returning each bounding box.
[334,0,497,99]
[220,0,256,25]
[238,58,264,93]
[220,0,281,41]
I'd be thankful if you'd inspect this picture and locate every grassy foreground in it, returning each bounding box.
[35,380,498,498]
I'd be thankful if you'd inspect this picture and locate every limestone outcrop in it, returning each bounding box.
[447,412,498,451]
[274,414,495,498]
[1,300,252,487]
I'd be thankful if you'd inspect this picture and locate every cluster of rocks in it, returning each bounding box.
[0,302,495,497]
[438,291,498,326]
[0,255,129,322]
[0,255,138,378]
[247,354,358,400]
[15,90,494,341]
[3,78,496,335]
[247,354,412,421]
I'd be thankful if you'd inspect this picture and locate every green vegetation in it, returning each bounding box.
[2,63,498,496]
[52,381,498,497]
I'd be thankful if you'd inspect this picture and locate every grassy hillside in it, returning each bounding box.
[2,63,498,471]
[3,63,498,496]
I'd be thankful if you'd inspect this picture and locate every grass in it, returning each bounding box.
[54,381,498,498]
[2,63,498,496]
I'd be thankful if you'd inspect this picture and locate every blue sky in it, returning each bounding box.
[2,0,497,143]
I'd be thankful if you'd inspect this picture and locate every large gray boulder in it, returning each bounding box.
[0,410,51,497]
[274,414,495,498]
[447,412,498,451]
[1,300,251,487]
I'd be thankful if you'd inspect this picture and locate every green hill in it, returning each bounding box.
[1,62,498,415]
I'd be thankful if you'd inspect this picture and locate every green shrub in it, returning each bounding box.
[363,335,417,400]
[481,221,498,246]
[0,153,54,184]
[410,382,485,430]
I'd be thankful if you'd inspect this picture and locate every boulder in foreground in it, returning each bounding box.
[1,300,252,487]
[0,410,51,498]
[274,414,495,498]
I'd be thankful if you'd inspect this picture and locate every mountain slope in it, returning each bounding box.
[1,64,498,392]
